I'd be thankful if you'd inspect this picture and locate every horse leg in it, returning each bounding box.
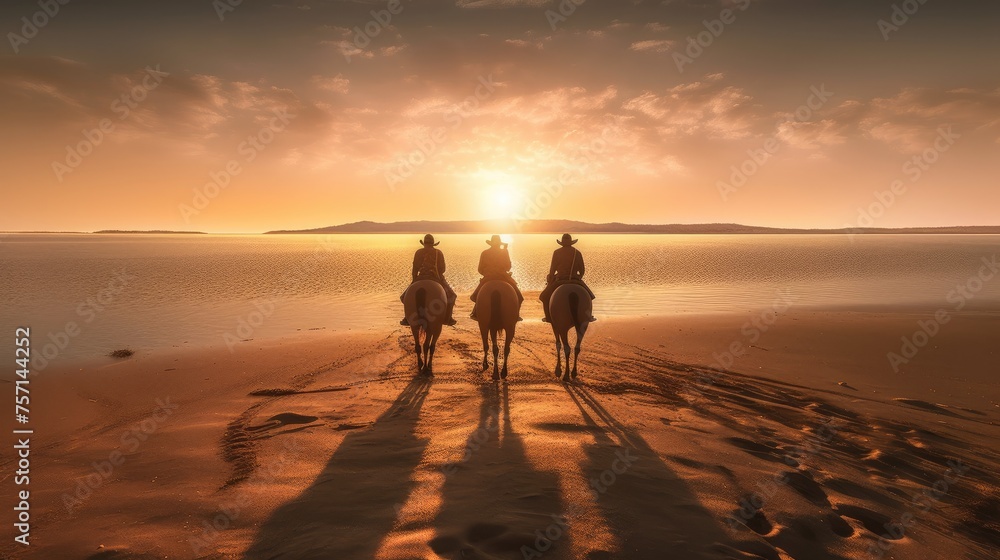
[560,331,572,382]
[422,328,433,373]
[572,323,587,379]
[553,331,562,378]
[425,330,438,376]
[500,328,511,380]
[412,326,423,371]
[491,330,500,381]
[480,326,489,371]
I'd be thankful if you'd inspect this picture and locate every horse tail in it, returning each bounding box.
[415,287,427,329]
[569,290,580,325]
[490,289,501,332]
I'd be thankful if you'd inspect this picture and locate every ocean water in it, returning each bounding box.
[2,233,999,363]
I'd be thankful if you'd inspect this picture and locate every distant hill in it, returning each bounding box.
[94,230,207,234]
[264,220,1000,235]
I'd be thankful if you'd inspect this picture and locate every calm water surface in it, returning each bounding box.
[2,233,998,363]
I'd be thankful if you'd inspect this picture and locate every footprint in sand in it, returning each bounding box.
[781,470,830,507]
[822,476,900,508]
[834,504,901,540]
[429,522,538,558]
[247,412,320,432]
[726,437,798,467]
[892,398,965,418]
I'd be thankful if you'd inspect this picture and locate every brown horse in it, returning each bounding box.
[402,279,448,375]
[475,280,519,381]
[549,283,593,381]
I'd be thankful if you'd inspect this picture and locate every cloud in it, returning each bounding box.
[629,39,675,53]
[455,0,550,7]
[504,38,545,49]
[859,87,1000,151]
[776,119,846,151]
[311,74,350,94]
[622,74,758,140]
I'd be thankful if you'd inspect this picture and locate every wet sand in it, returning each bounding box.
[2,309,999,559]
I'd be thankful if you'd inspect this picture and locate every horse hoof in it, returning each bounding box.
[500,369,508,379]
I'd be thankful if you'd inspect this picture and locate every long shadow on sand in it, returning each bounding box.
[244,374,432,559]
[430,382,571,560]
[564,383,796,560]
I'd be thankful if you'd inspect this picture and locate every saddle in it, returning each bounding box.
[546,276,595,299]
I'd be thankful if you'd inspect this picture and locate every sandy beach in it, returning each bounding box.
[3,308,998,560]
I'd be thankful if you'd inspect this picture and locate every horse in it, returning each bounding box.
[549,282,593,381]
[475,281,519,381]
[401,279,448,375]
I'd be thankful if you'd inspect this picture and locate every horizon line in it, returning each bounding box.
[5,220,1000,235]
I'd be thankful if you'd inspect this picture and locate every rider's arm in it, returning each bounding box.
[411,251,420,281]
[503,249,511,272]
[575,251,585,278]
[437,250,447,275]
[478,252,487,276]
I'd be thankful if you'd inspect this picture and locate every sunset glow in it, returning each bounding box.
[2,0,998,232]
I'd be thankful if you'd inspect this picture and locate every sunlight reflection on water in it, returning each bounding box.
[2,233,998,361]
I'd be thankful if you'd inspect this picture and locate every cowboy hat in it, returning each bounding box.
[419,233,440,247]
[556,233,578,246]
[486,234,504,247]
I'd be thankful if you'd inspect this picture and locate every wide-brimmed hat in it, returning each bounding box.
[419,234,440,247]
[486,234,504,247]
[556,233,578,246]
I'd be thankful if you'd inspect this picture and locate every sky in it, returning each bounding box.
[1,0,998,233]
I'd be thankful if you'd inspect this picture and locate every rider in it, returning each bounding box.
[470,234,524,321]
[540,233,596,323]
[400,234,457,326]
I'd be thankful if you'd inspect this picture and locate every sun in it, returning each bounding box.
[473,170,527,219]
[490,186,519,217]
